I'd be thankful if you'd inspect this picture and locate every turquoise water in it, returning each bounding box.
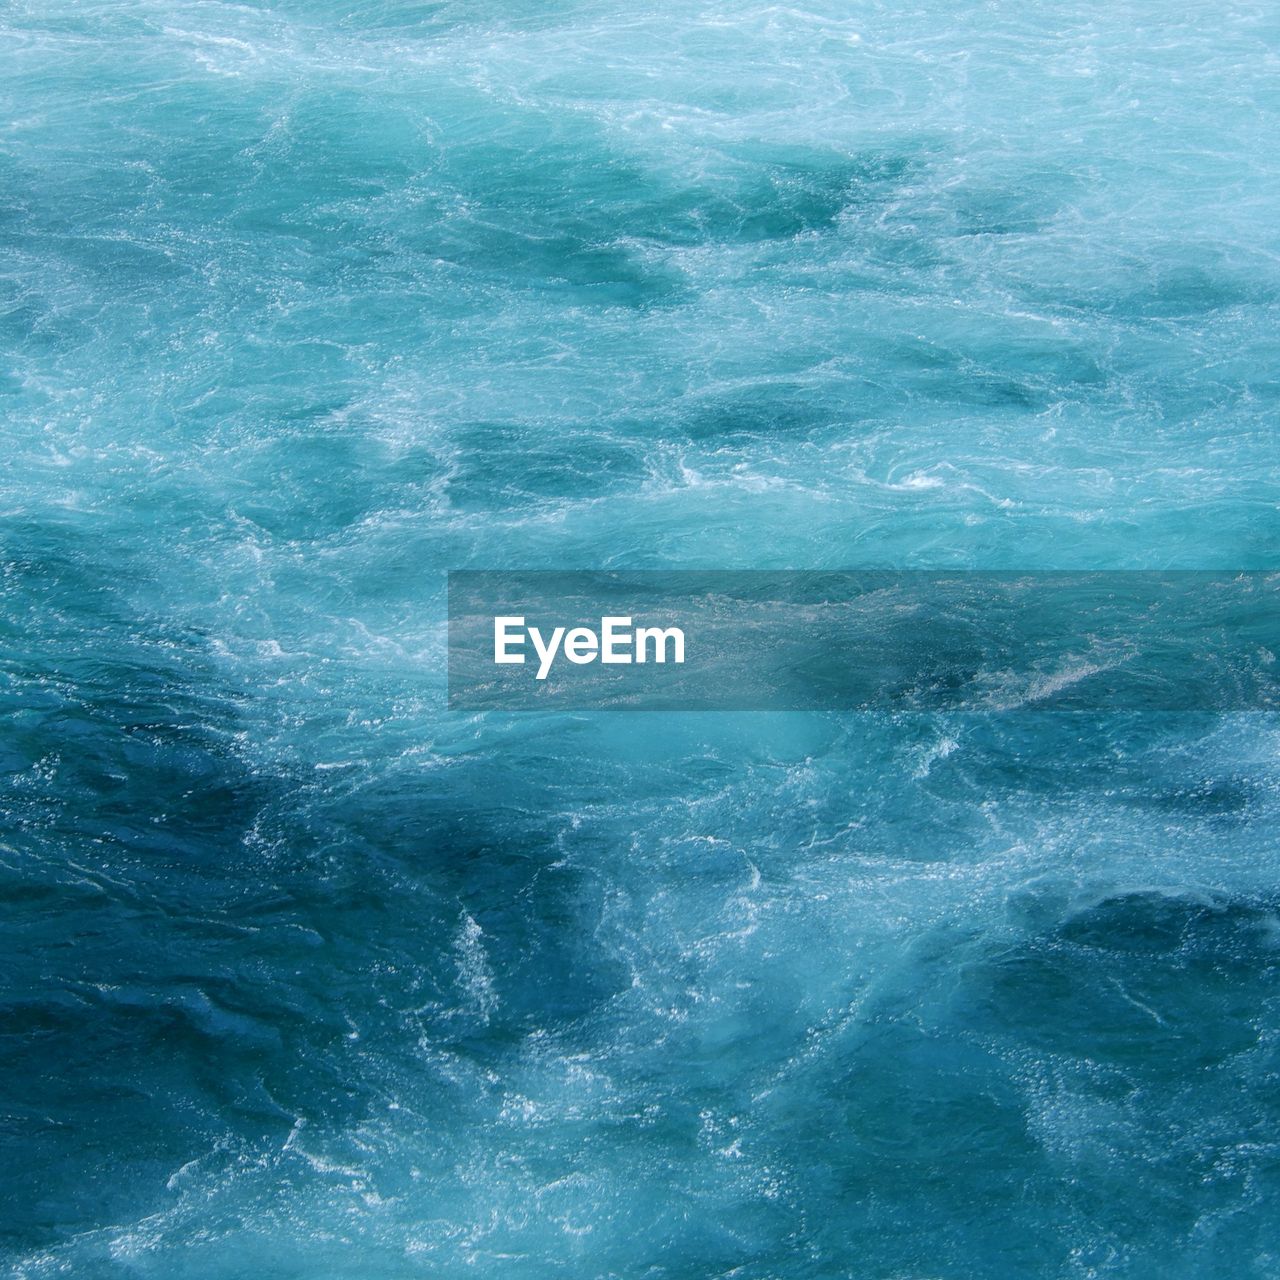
[3,0,1280,1274]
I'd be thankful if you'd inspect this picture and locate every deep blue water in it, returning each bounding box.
[3,1,1280,1275]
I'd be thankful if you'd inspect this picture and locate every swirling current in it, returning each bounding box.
[2,1,1280,1276]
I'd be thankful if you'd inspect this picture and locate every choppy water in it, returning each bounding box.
[3,1,1280,1275]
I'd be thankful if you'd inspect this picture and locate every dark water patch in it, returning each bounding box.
[425,215,690,306]
[1123,265,1270,319]
[1059,889,1275,955]
[0,698,557,1253]
[243,90,425,198]
[44,234,188,295]
[397,141,689,302]
[1138,776,1255,821]
[1,611,257,872]
[0,525,356,1246]
[926,717,1269,831]
[262,0,594,36]
[9,91,932,313]
[946,369,1050,409]
[232,428,423,540]
[317,767,632,1038]
[757,887,1280,1275]
[951,188,1056,237]
[767,1014,1059,1277]
[855,331,1110,412]
[939,167,1087,241]
[406,137,929,299]
[1033,260,1274,321]
[937,351,1107,410]
[445,422,647,508]
[642,146,920,246]
[961,889,1280,1071]
[675,382,858,443]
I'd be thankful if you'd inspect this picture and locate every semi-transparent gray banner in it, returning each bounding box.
[447,571,1279,712]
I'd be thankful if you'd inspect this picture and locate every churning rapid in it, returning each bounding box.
[2,0,1279,1275]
